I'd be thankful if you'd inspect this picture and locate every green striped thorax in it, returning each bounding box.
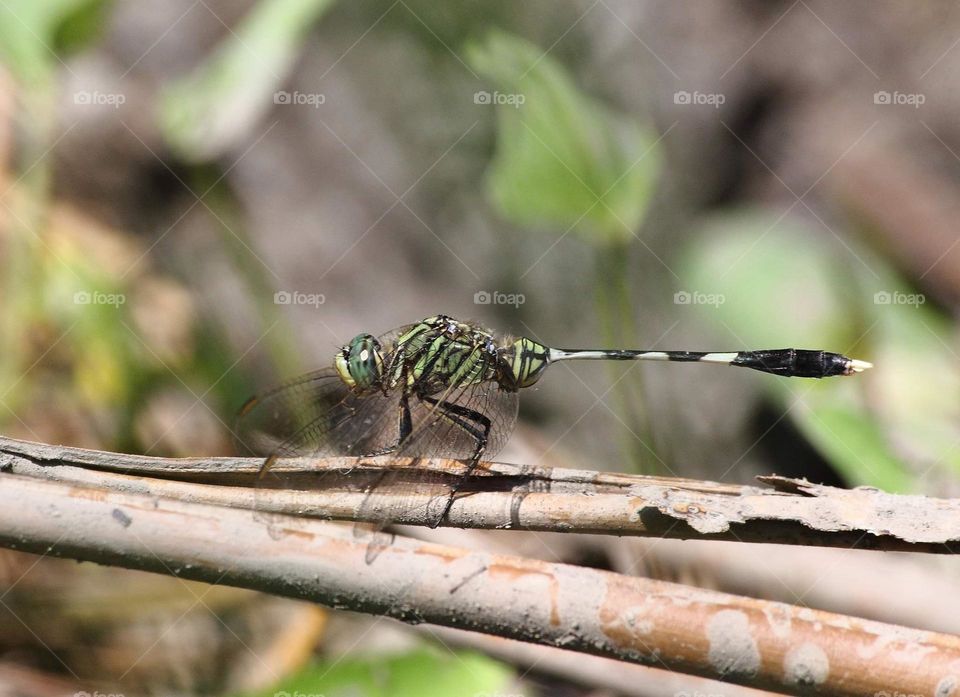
[388,316,503,392]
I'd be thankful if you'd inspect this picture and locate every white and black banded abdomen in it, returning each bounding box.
[543,346,867,379]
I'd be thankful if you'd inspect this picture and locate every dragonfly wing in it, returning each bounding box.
[401,379,518,460]
[238,318,521,561]
[234,368,401,459]
[238,367,407,531]
[354,374,519,550]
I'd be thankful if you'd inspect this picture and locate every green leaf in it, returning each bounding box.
[242,647,521,697]
[796,404,912,493]
[863,295,960,484]
[0,0,94,82]
[159,0,336,162]
[53,0,112,55]
[466,30,661,243]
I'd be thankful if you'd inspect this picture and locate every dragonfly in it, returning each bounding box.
[235,314,871,546]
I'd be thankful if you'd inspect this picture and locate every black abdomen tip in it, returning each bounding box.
[733,349,863,378]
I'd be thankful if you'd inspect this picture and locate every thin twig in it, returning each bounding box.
[0,469,958,696]
[1,436,958,552]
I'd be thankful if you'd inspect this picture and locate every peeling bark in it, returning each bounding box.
[2,436,958,552]
[0,467,957,696]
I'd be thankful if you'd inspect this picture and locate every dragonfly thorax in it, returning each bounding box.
[385,316,502,394]
[335,333,384,390]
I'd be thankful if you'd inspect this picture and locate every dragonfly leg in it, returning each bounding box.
[256,453,277,480]
[353,394,413,563]
[420,396,492,527]
[362,393,413,457]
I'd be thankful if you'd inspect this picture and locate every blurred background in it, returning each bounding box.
[1,1,959,695]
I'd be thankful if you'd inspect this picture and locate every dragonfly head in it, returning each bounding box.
[335,333,384,390]
[500,337,551,389]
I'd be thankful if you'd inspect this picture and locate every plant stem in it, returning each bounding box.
[593,240,660,474]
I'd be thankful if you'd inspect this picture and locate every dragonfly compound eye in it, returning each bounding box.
[335,333,383,389]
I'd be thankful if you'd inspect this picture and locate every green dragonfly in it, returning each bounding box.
[236,314,870,538]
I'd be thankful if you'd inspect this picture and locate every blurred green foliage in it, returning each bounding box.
[682,210,960,492]
[160,0,336,162]
[244,647,520,697]
[52,0,111,55]
[467,28,663,472]
[0,0,102,82]
[43,249,135,407]
[1,0,110,421]
[466,29,661,244]
[0,0,255,452]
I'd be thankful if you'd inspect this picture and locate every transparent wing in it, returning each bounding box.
[238,324,424,527]
[234,368,400,459]
[236,366,403,530]
[236,320,522,561]
[356,353,519,556]
[234,323,419,461]
[400,378,518,459]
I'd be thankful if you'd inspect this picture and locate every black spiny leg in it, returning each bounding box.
[356,393,414,563]
[359,393,412,511]
[421,395,492,527]
[363,392,414,457]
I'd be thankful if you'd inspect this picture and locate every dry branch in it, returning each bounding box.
[1,436,958,552]
[0,467,958,696]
